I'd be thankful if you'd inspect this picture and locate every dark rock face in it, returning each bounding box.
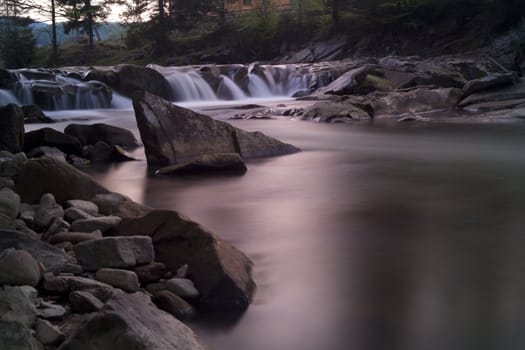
[132,91,300,166]
[60,291,207,350]
[0,230,68,273]
[0,104,24,154]
[113,209,256,309]
[24,128,83,156]
[316,66,372,95]
[462,72,519,98]
[64,123,139,149]
[155,153,247,175]
[15,157,109,204]
[84,64,172,100]
[21,105,54,124]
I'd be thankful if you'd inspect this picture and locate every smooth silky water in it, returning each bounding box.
[37,104,525,350]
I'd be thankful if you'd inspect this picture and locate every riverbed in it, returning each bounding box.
[40,103,525,350]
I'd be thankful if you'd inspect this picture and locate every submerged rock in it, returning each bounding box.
[113,209,256,309]
[155,153,247,175]
[24,128,83,156]
[60,291,207,350]
[64,123,139,149]
[132,91,299,166]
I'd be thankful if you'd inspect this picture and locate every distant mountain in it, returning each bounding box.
[31,22,124,46]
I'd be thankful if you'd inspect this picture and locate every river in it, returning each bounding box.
[42,104,525,350]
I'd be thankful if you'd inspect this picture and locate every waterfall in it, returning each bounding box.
[247,74,274,97]
[0,89,19,106]
[166,71,218,101]
[217,75,247,100]
[111,92,133,109]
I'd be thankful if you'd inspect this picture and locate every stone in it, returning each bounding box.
[36,300,67,319]
[0,230,68,273]
[0,176,14,190]
[301,101,371,123]
[175,264,188,278]
[24,128,83,156]
[462,72,518,97]
[28,146,67,162]
[21,104,54,124]
[34,318,65,346]
[64,123,139,149]
[95,268,140,293]
[152,290,195,320]
[166,278,199,299]
[132,262,167,284]
[15,157,109,204]
[19,203,35,228]
[59,291,207,350]
[42,274,113,302]
[0,151,27,178]
[113,210,255,309]
[73,236,153,271]
[71,216,122,233]
[0,248,41,287]
[84,64,172,100]
[48,231,103,245]
[90,192,131,216]
[132,91,300,166]
[45,217,71,237]
[0,286,38,350]
[64,207,93,223]
[0,187,20,219]
[68,154,91,166]
[65,200,99,214]
[316,65,372,95]
[458,79,525,107]
[69,290,105,313]
[0,104,24,154]
[145,282,167,294]
[156,153,247,175]
[34,193,64,230]
[88,141,114,162]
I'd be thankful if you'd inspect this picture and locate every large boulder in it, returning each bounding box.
[0,248,41,287]
[155,153,247,175]
[0,230,69,273]
[301,101,371,123]
[24,128,83,156]
[461,72,518,98]
[132,91,299,165]
[113,210,256,309]
[84,64,172,100]
[64,123,139,149]
[15,157,109,204]
[60,291,207,350]
[0,286,39,350]
[458,79,525,108]
[315,66,372,95]
[21,105,54,124]
[0,104,24,154]
[0,187,20,219]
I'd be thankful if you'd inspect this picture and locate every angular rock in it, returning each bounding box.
[145,281,167,294]
[64,123,139,149]
[60,291,206,350]
[301,101,371,123]
[34,318,65,346]
[28,146,67,163]
[73,236,153,271]
[36,300,67,319]
[458,79,525,107]
[71,216,121,233]
[90,192,130,216]
[21,104,54,124]
[316,66,372,95]
[45,217,71,237]
[0,151,27,177]
[462,72,518,97]
[65,200,99,215]
[48,231,103,245]
[0,248,41,287]
[42,274,113,301]
[132,262,167,284]
[64,207,93,223]
[0,286,38,350]
[15,157,109,204]
[88,141,114,162]
[113,210,255,309]
[166,278,199,299]
[0,187,20,219]
[34,193,64,230]
[0,230,68,273]
[0,104,24,154]
[152,290,195,320]
[156,153,247,175]
[69,290,104,313]
[95,268,140,293]
[132,91,299,165]
[24,128,83,156]
[67,154,90,166]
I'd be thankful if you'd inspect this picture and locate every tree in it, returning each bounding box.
[0,0,36,68]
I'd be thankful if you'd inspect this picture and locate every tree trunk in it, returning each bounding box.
[85,0,94,48]
[51,0,58,65]
[332,0,339,32]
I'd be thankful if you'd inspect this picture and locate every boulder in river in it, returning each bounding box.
[113,209,256,309]
[24,128,83,156]
[60,291,207,350]
[64,123,139,149]
[132,91,300,166]
[155,153,247,175]
[0,104,24,154]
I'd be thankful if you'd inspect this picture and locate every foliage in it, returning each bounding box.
[0,0,37,68]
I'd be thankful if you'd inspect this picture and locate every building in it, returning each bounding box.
[225,0,292,13]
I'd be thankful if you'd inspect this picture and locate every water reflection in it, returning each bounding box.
[80,110,525,350]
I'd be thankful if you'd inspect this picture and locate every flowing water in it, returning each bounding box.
[43,105,525,350]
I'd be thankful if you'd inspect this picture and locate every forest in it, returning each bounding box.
[1,0,524,68]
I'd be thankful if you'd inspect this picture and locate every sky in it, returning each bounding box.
[28,3,127,24]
